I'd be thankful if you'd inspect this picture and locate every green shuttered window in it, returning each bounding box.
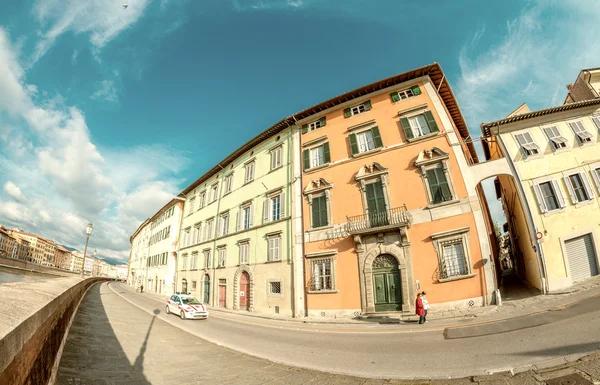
[344,100,372,118]
[390,85,421,102]
[303,143,330,170]
[311,195,328,228]
[426,166,453,204]
[349,126,383,155]
[400,111,439,141]
[303,117,327,134]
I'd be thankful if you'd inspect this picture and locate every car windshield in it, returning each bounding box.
[181,297,201,305]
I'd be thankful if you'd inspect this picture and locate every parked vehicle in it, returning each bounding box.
[165,293,209,320]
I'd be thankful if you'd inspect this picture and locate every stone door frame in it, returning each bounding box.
[233,265,254,311]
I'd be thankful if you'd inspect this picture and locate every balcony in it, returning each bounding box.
[345,205,412,235]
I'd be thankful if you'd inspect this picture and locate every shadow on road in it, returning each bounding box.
[56,282,152,384]
[511,341,600,357]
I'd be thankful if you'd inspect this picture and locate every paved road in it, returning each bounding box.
[111,283,600,379]
[0,265,56,283]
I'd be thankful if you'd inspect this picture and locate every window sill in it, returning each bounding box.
[575,199,595,208]
[306,224,334,232]
[543,208,566,217]
[305,162,330,173]
[407,132,439,143]
[265,259,282,264]
[438,273,476,283]
[223,191,232,197]
[522,154,543,162]
[551,148,570,155]
[243,180,254,186]
[269,165,284,173]
[352,147,382,159]
[216,266,226,269]
[426,199,460,209]
[307,289,339,294]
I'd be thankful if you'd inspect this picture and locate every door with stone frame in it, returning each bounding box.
[203,274,210,304]
[218,279,227,308]
[239,271,250,310]
[372,254,402,312]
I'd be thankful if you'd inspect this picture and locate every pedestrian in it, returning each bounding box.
[140,284,144,293]
[415,292,425,324]
[421,291,430,323]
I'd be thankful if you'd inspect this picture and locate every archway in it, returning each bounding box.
[203,274,210,304]
[372,254,402,312]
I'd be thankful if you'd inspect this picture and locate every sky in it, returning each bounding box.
[1,0,599,263]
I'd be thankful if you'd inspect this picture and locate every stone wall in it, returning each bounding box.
[0,276,108,385]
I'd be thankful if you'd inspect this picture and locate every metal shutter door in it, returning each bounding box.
[566,234,598,282]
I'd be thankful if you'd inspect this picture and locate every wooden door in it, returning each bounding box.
[239,272,250,310]
[218,284,227,308]
[372,255,402,312]
[203,275,210,304]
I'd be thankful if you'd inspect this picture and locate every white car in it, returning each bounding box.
[165,293,209,320]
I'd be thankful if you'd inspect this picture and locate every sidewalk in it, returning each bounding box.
[124,275,600,327]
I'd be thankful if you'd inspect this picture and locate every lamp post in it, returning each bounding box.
[80,222,93,278]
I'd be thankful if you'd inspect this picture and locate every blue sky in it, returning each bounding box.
[1,0,599,262]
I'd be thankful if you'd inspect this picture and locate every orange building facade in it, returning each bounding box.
[295,64,496,317]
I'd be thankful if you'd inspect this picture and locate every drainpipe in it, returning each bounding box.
[495,124,548,294]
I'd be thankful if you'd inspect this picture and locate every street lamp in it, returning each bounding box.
[80,222,93,278]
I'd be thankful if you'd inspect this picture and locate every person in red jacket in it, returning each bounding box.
[415,292,425,324]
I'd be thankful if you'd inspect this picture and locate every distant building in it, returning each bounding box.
[565,67,600,104]
[70,251,84,273]
[0,227,17,259]
[11,231,57,265]
[54,246,72,270]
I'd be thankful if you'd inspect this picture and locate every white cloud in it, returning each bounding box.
[91,80,119,103]
[31,0,151,64]
[232,0,306,11]
[3,181,26,202]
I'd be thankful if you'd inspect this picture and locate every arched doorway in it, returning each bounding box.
[372,254,402,312]
[203,274,210,304]
[239,272,250,310]
[182,278,188,293]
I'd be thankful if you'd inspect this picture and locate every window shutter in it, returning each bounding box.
[303,149,310,170]
[263,200,269,224]
[590,169,600,193]
[400,117,414,140]
[236,210,241,231]
[344,108,351,118]
[302,124,308,134]
[426,169,441,204]
[390,92,400,102]
[311,198,321,228]
[551,180,566,208]
[323,142,331,163]
[410,85,422,95]
[349,133,359,155]
[215,217,221,237]
[371,126,383,148]
[249,204,254,227]
[580,172,595,199]
[319,117,327,127]
[564,176,578,204]
[363,100,372,111]
[280,192,286,217]
[424,111,439,133]
[320,196,328,226]
[437,168,452,201]
[533,184,548,213]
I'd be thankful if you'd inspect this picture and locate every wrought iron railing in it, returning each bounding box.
[345,205,412,234]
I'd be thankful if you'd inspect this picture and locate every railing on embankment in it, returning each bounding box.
[0,255,79,277]
[0,276,109,385]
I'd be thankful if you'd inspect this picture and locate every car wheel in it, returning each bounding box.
[165,305,170,315]
[180,311,186,320]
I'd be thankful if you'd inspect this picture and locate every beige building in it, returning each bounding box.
[483,98,600,292]
[565,67,600,104]
[129,219,151,290]
[11,231,57,265]
[54,246,72,270]
[0,227,17,259]
[177,125,300,317]
[70,251,84,273]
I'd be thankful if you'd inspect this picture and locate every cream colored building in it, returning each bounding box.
[70,251,84,273]
[11,232,56,265]
[129,219,151,288]
[0,227,17,259]
[483,99,600,291]
[145,199,183,296]
[177,125,301,317]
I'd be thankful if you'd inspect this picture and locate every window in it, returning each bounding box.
[270,195,281,221]
[239,242,249,264]
[210,184,219,203]
[183,227,191,247]
[593,116,600,130]
[205,219,214,241]
[311,258,332,291]
[182,253,188,270]
[592,167,600,193]
[426,165,453,204]
[239,203,253,230]
[302,117,327,133]
[270,146,282,170]
[192,280,197,289]
[565,172,594,204]
[269,281,281,294]
[188,197,195,215]
[194,223,201,244]
[440,241,468,279]
[390,85,421,102]
[218,248,226,268]
[349,127,383,155]
[302,143,330,170]
[533,180,565,213]
[224,174,233,195]
[344,100,371,117]
[400,111,439,140]
[245,161,255,183]
[569,121,593,144]
[190,252,198,269]
[267,235,281,262]
[543,126,568,150]
[203,250,211,269]
[199,191,206,208]
[514,132,540,157]
[219,212,229,237]
[311,195,328,228]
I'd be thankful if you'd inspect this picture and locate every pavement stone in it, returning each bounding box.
[574,360,600,380]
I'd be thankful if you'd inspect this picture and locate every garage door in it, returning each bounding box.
[566,234,598,282]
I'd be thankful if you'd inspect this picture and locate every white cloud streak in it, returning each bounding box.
[91,80,119,103]
[3,181,26,202]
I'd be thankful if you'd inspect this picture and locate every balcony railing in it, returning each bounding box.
[345,205,412,234]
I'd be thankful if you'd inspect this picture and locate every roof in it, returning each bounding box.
[56,245,70,253]
[130,218,151,244]
[180,62,478,196]
[149,198,182,223]
[481,99,600,136]
[11,231,55,244]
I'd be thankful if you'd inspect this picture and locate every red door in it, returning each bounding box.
[239,272,250,310]
[219,284,227,308]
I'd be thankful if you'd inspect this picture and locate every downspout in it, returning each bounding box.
[495,123,548,294]
[292,115,309,317]
[211,164,226,307]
